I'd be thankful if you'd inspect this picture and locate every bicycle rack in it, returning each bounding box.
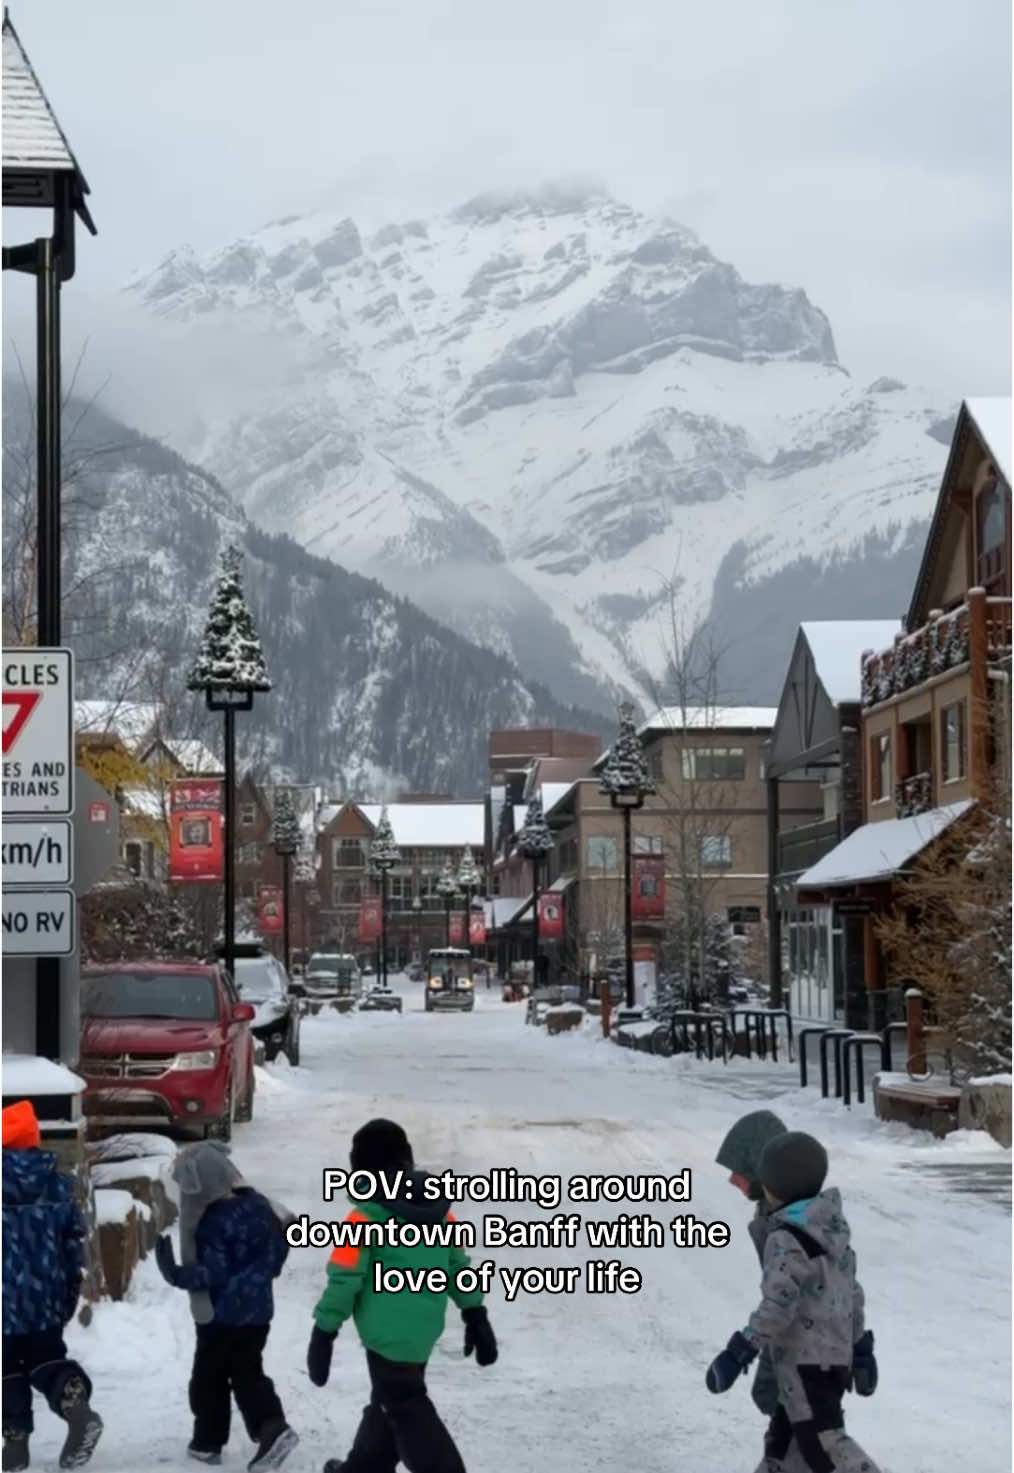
[798,1026,833,1089]
[842,1034,889,1107]
[819,1029,855,1098]
[727,1008,793,1064]
[669,1011,728,1062]
[881,1021,907,1072]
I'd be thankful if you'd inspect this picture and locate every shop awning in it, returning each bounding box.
[546,872,576,894]
[484,894,533,930]
[797,800,975,890]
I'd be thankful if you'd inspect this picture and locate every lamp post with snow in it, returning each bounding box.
[187,545,272,980]
[516,798,554,990]
[436,859,460,948]
[456,846,481,957]
[599,703,654,1011]
[271,787,300,975]
[370,808,400,988]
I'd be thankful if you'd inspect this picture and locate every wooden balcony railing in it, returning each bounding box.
[861,593,1012,709]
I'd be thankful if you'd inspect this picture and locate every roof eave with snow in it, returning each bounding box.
[797,800,976,889]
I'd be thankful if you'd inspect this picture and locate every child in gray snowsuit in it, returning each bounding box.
[706,1132,880,1473]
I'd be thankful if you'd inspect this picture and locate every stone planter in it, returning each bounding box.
[546,1006,584,1036]
[958,1081,1012,1148]
[95,1193,144,1301]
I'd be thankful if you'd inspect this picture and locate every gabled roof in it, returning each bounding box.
[797,800,975,888]
[2,12,95,231]
[638,706,778,738]
[358,802,484,849]
[801,621,901,705]
[966,398,1011,487]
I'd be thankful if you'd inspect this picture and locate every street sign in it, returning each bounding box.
[1,888,76,955]
[2,648,74,814]
[833,899,876,917]
[2,819,73,885]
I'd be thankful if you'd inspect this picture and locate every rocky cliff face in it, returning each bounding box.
[119,183,952,703]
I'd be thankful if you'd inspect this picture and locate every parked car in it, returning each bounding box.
[406,962,426,984]
[228,943,301,1065]
[292,952,360,1009]
[359,985,403,1013]
[424,948,475,1012]
[79,962,256,1141]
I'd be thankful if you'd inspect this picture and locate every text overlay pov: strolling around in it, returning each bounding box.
[286,1168,732,1302]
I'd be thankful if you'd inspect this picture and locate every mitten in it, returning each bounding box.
[154,1235,181,1287]
[307,1325,337,1386]
[462,1306,498,1366]
[705,1331,758,1393]
[851,1329,878,1396]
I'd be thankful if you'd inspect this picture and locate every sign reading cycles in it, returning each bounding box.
[2,649,74,815]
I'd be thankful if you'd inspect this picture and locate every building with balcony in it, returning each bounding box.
[796,398,1011,1025]
[765,620,900,1026]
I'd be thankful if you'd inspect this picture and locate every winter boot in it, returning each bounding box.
[187,1447,223,1466]
[56,1379,103,1470]
[247,1418,299,1472]
[322,1463,345,1473]
[2,1433,29,1473]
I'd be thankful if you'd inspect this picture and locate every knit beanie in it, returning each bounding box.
[716,1110,787,1199]
[2,1100,41,1149]
[759,1131,828,1205]
[351,1119,413,1174]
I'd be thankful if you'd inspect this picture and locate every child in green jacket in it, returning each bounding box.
[306,1119,497,1473]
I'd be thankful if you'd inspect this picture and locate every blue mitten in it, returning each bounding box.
[706,1331,758,1394]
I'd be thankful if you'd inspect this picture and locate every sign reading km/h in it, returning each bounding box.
[2,649,74,815]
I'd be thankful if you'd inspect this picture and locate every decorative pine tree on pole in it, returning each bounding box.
[516,798,554,987]
[436,857,460,948]
[370,807,401,987]
[271,787,301,975]
[456,845,482,955]
[187,544,272,978]
[599,702,653,1011]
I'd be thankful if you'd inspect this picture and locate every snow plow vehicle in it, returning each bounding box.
[424,948,475,1012]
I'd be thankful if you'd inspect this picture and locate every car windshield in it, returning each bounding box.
[431,957,471,980]
[82,971,218,1021]
[233,958,281,1002]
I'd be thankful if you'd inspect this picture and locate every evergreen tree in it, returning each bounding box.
[456,845,481,893]
[436,857,460,898]
[370,806,401,869]
[187,544,272,693]
[599,702,654,797]
[515,797,553,858]
[271,786,301,855]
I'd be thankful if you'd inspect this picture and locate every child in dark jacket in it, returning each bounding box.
[306,1118,499,1473]
[154,1140,298,1471]
[2,1099,103,1473]
[706,1132,881,1473]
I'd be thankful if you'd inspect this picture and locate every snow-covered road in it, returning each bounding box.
[64,981,1010,1473]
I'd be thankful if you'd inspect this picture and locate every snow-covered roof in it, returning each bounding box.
[541,781,577,815]
[121,786,165,820]
[166,739,221,775]
[639,706,778,736]
[797,801,975,888]
[2,17,75,172]
[316,803,341,833]
[801,621,901,704]
[75,700,160,749]
[965,397,1011,486]
[359,803,484,849]
[546,872,576,893]
[2,1052,85,1097]
[484,894,533,928]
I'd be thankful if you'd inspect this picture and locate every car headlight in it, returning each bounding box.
[458,978,473,988]
[428,977,442,989]
[170,1050,218,1072]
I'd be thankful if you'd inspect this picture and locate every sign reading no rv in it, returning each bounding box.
[1,649,74,814]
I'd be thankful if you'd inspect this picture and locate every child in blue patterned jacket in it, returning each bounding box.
[154,1140,298,1472]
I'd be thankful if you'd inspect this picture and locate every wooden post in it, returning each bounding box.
[906,987,926,1077]
[968,588,989,801]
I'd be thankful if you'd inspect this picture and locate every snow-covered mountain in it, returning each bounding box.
[1,391,608,794]
[125,182,954,704]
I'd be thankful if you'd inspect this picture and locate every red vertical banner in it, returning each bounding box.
[632,855,665,918]
[449,912,466,946]
[168,779,223,883]
[538,893,564,939]
[359,898,381,942]
[469,911,486,945]
[259,885,283,935]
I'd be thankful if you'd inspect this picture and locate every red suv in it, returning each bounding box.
[79,962,256,1141]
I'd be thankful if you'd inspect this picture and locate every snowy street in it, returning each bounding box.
[56,978,1011,1473]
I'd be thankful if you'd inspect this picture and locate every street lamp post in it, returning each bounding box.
[516,798,554,990]
[456,846,481,957]
[436,859,460,948]
[370,807,400,988]
[599,703,654,1011]
[271,787,300,975]
[188,546,272,981]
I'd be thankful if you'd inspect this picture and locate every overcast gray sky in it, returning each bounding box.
[3,0,1011,402]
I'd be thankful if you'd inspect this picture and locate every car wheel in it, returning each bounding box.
[235,1069,254,1124]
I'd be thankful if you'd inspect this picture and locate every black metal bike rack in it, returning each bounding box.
[727,1008,794,1064]
[669,1011,729,1062]
[798,1026,833,1089]
[881,1021,907,1072]
[819,1029,856,1098]
[842,1033,890,1107]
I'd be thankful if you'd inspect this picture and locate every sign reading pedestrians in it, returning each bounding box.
[1,889,76,956]
[2,649,74,814]
[2,820,73,885]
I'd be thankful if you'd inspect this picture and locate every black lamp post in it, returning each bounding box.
[271,787,300,975]
[456,846,481,957]
[599,703,654,1011]
[516,798,554,989]
[436,859,460,947]
[3,14,97,1063]
[370,807,400,988]
[187,546,272,981]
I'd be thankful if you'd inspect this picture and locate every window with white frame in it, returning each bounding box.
[586,835,618,871]
[699,834,732,868]
[681,747,746,781]
[333,837,366,868]
[240,803,257,827]
[387,875,414,906]
[238,842,261,864]
[940,702,966,783]
[632,834,663,854]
